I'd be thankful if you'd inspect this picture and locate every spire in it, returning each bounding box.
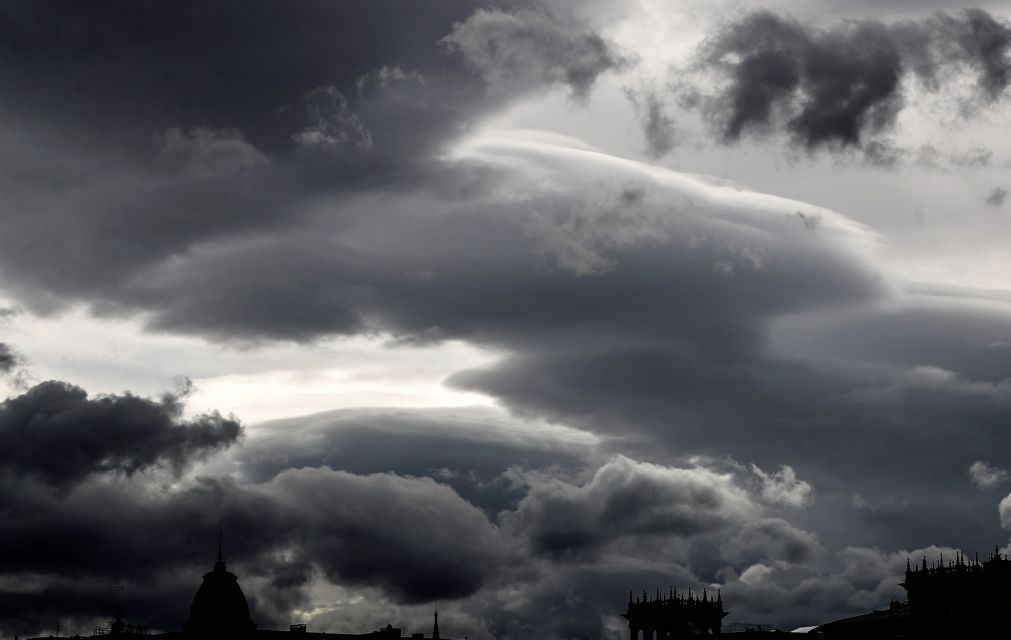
[111,587,125,635]
[432,610,440,640]
[213,526,227,573]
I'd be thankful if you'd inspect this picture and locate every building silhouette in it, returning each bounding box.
[814,545,1011,639]
[808,600,908,640]
[902,546,1011,637]
[182,545,257,638]
[24,543,453,640]
[622,588,727,639]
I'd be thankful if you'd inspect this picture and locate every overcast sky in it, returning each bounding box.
[4,0,1011,637]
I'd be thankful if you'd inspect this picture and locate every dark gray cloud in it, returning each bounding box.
[5,121,1010,633]
[705,12,903,147]
[0,472,299,635]
[0,1,624,316]
[451,316,1011,553]
[238,406,596,514]
[502,456,756,559]
[0,395,993,639]
[0,463,512,635]
[49,133,1003,557]
[680,9,1011,152]
[625,85,677,158]
[0,371,259,634]
[274,467,511,603]
[721,518,823,566]
[471,560,705,640]
[115,149,883,345]
[0,1,490,147]
[0,342,17,375]
[0,357,843,635]
[0,380,532,631]
[6,1,1011,635]
[0,379,241,489]
[898,9,1011,100]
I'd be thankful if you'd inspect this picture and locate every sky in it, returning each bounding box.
[3,0,1011,637]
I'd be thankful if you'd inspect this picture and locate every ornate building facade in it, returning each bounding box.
[901,546,1011,637]
[815,545,1011,639]
[622,588,727,639]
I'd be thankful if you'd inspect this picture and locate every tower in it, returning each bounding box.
[111,586,125,635]
[432,610,441,640]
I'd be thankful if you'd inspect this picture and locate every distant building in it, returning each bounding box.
[25,547,452,640]
[182,547,257,638]
[813,546,1011,639]
[809,601,909,640]
[901,546,1011,637]
[622,588,728,639]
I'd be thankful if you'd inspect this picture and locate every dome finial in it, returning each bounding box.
[213,526,227,573]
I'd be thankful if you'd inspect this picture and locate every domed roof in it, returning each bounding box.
[184,552,256,636]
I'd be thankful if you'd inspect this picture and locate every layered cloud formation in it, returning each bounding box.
[4,1,1011,638]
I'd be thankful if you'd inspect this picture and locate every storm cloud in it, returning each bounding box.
[0,342,17,375]
[0,1,623,317]
[0,460,512,633]
[625,85,677,158]
[5,124,1011,635]
[274,467,511,602]
[503,456,757,558]
[0,380,241,489]
[668,8,1011,153]
[5,1,1011,637]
